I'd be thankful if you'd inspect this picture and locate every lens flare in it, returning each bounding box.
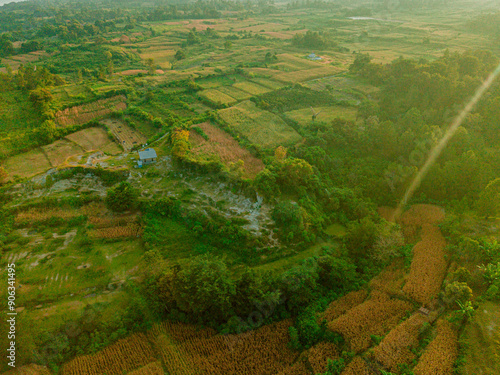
[393,63,500,220]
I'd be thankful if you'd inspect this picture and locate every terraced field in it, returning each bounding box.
[218,100,302,148]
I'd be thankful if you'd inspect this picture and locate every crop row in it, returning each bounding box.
[328,290,413,353]
[60,333,156,375]
[413,320,458,375]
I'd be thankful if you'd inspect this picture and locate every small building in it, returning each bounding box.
[138,148,157,166]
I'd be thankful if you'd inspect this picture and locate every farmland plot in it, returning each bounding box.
[233,81,272,95]
[102,118,147,151]
[285,105,357,125]
[149,319,297,375]
[60,333,156,375]
[199,89,237,106]
[42,139,85,166]
[3,149,52,179]
[413,320,458,375]
[65,127,122,155]
[328,290,413,353]
[189,122,265,178]
[55,95,127,127]
[218,101,302,148]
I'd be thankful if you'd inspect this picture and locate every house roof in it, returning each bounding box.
[139,148,157,160]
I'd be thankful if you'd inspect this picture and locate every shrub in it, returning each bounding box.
[105,182,138,212]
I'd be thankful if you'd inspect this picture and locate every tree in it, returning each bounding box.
[224,40,232,49]
[174,49,186,60]
[105,182,138,212]
[477,178,500,218]
[442,281,473,306]
[146,58,155,75]
[274,146,287,161]
[171,129,190,158]
[172,255,235,321]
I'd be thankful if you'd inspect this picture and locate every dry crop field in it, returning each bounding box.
[65,126,122,154]
[2,149,52,179]
[102,118,147,151]
[55,96,127,127]
[189,122,265,178]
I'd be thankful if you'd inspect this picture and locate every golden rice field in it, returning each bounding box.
[328,290,414,353]
[218,100,302,148]
[148,319,298,375]
[321,289,368,323]
[60,333,156,375]
[15,207,80,225]
[373,313,428,373]
[413,320,458,375]
[276,362,310,375]
[369,259,407,296]
[340,356,372,375]
[127,362,165,375]
[402,223,448,304]
[189,122,265,178]
[307,342,339,374]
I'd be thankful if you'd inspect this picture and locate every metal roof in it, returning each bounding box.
[138,148,157,160]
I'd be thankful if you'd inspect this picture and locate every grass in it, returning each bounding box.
[463,301,500,375]
[253,242,339,273]
[218,100,302,148]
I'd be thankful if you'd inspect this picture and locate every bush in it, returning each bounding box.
[105,182,138,212]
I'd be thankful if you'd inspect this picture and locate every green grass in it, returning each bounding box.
[0,90,42,135]
[218,100,302,148]
[285,105,358,126]
[253,242,339,273]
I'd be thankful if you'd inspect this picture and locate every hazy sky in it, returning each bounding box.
[0,0,25,5]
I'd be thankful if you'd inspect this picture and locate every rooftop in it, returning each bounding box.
[139,148,157,160]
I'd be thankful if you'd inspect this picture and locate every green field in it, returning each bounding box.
[218,100,302,148]
[285,105,358,125]
[0,90,42,134]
